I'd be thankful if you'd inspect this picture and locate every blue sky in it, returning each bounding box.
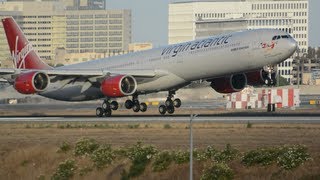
[106,0,320,47]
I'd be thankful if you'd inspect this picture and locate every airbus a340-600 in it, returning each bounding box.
[0,17,297,117]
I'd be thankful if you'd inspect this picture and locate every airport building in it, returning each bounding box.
[169,0,308,84]
[0,0,131,67]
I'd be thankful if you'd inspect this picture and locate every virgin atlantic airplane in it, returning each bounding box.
[0,17,297,117]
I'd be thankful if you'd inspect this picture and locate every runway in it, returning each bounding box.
[1,115,320,123]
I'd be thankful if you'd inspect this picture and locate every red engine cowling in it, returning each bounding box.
[246,66,278,86]
[210,73,247,94]
[246,70,268,86]
[14,71,50,94]
[100,75,137,97]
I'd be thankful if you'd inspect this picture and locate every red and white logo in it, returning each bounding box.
[11,36,34,69]
[2,17,51,70]
[261,41,276,50]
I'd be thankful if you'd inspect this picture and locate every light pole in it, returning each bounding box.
[190,114,198,180]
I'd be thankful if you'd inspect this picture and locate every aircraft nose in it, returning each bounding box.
[289,38,298,53]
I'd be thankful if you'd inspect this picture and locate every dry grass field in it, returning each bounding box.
[0,121,320,180]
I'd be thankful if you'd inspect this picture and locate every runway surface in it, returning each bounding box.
[1,116,320,123]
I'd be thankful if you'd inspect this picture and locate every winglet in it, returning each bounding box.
[2,17,52,70]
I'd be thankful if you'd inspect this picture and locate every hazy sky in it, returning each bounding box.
[106,0,320,47]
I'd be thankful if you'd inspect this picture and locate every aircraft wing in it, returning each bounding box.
[43,68,161,77]
[0,68,167,81]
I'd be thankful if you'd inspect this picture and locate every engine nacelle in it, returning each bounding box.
[14,71,50,94]
[246,65,278,86]
[100,75,137,97]
[210,73,247,94]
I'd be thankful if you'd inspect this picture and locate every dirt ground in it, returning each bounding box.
[0,122,320,179]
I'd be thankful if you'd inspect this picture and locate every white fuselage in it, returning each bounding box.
[41,29,297,101]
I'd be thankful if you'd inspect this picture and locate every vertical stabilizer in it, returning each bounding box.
[2,17,52,70]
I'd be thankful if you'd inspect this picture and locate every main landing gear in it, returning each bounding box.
[96,93,182,117]
[124,95,148,113]
[96,95,149,117]
[158,91,181,115]
[96,99,119,117]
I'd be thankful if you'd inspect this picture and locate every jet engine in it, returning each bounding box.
[209,73,247,93]
[100,75,137,97]
[14,71,50,94]
[246,65,278,86]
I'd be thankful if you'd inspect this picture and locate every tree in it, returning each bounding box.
[307,46,315,58]
[277,75,290,87]
[316,47,320,59]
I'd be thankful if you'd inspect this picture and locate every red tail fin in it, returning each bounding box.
[2,17,52,70]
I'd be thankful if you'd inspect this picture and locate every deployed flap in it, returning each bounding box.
[106,69,160,77]
[0,68,16,75]
[0,78,8,83]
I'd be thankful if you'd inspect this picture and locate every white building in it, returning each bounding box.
[0,0,131,67]
[169,0,308,84]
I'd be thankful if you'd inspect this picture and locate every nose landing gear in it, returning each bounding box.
[263,65,277,86]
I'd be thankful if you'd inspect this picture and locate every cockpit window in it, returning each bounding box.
[272,35,290,40]
[272,36,280,40]
[281,35,290,39]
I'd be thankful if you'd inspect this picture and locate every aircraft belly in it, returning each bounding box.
[136,73,188,93]
[40,82,103,101]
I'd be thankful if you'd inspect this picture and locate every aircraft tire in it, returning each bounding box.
[104,109,112,117]
[167,106,175,114]
[132,103,140,112]
[165,98,173,107]
[125,100,133,109]
[140,103,147,112]
[96,107,104,117]
[110,101,119,110]
[159,105,167,115]
[102,101,110,110]
[173,98,181,108]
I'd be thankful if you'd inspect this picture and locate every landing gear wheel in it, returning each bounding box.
[159,105,167,115]
[110,101,119,110]
[132,103,140,112]
[265,79,270,86]
[102,101,110,110]
[140,103,147,112]
[96,107,104,117]
[173,98,181,108]
[167,106,175,114]
[125,100,133,109]
[165,98,173,107]
[265,78,276,86]
[104,109,112,117]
